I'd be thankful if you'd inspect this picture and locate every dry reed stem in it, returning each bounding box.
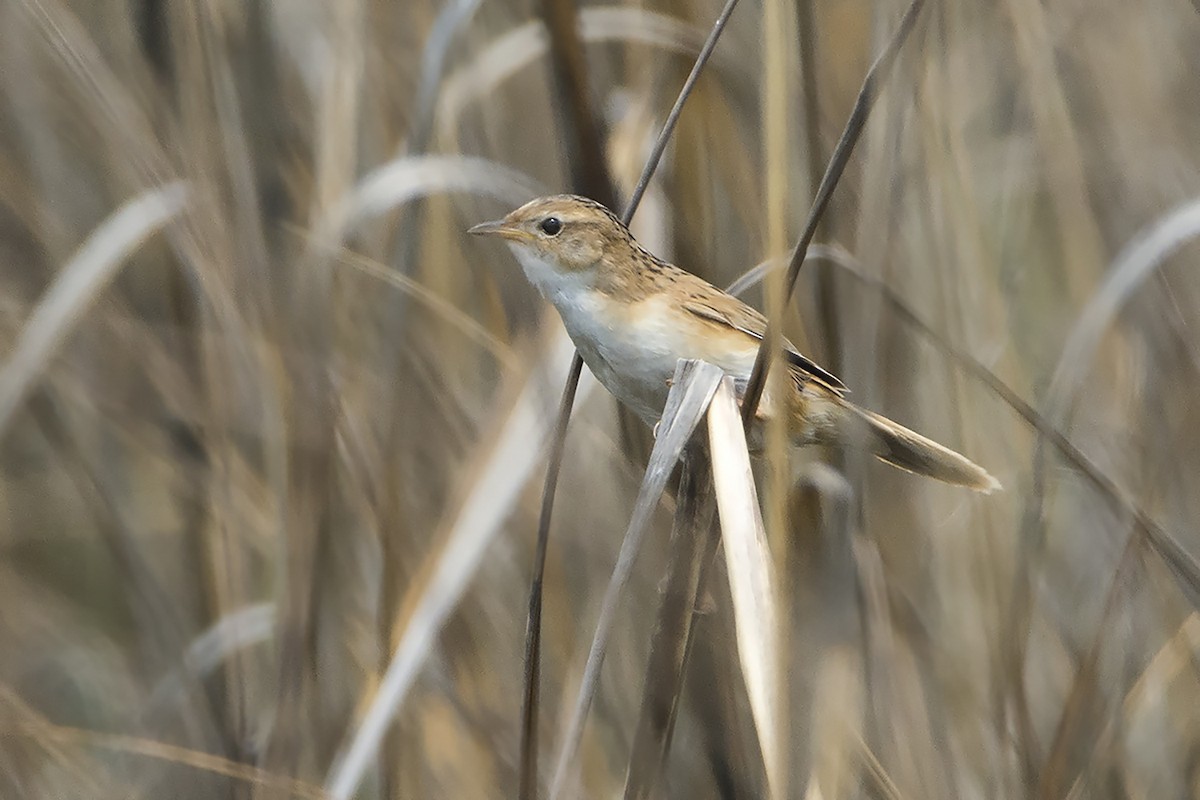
[740,0,927,422]
[548,360,724,799]
[622,450,717,799]
[519,353,583,800]
[708,377,781,796]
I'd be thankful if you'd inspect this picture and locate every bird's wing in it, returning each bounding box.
[682,297,847,396]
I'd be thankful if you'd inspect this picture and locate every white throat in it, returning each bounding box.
[507,246,597,307]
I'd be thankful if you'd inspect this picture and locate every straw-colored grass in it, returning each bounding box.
[1,0,1199,798]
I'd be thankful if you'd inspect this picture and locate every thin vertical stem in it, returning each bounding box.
[740,0,927,423]
[518,356,583,800]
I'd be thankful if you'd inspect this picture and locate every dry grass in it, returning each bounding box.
[1,0,1199,798]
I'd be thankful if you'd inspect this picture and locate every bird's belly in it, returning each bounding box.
[554,295,678,424]
[576,328,677,424]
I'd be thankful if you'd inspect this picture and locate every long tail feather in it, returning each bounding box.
[847,405,1000,493]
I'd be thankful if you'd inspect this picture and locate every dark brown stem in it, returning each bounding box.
[740,0,927,424]
[518,0,615,793]
[518,355,582,800]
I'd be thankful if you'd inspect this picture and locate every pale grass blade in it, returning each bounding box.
[1041,198,1200,607]
[706,376,781,798]
[0,183,188,438]
[149,603,276,708]
[1045,197,1200,421]
[438,7,733,138]
[325,326,590,800]
[336,154,542,232]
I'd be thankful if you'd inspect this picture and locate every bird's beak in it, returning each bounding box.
[468,219,528,242]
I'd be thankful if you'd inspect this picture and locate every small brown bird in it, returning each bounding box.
[470,194,999,492]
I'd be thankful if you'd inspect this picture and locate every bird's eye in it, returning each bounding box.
[539,217,563,236]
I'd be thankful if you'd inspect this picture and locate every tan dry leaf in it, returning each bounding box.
[707,375,781,798]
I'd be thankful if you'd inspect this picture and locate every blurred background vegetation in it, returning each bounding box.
[1,0,1199,798]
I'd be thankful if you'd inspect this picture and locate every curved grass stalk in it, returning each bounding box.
[148,603,277,710]
[0,183,188,439]
[323,328,590,800]
[437,7,740,143]
[1043,197,1200,422]
[733,240,1200,610]
[329,154,543,238]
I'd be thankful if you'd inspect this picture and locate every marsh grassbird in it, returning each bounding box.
[470,194,999,492]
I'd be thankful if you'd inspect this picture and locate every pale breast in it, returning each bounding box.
[546,292,673,422]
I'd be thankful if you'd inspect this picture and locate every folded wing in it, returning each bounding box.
[682,298,847,396]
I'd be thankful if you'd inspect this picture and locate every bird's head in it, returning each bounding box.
[469,195,634,295]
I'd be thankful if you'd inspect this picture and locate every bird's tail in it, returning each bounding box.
[842,403,1000,493]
